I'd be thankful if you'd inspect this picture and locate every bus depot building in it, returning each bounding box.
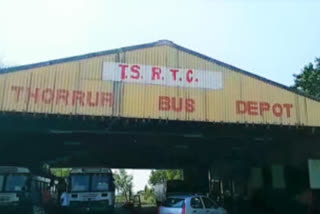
[1,40,320,213]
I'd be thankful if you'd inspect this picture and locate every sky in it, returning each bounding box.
[112,169,151,193]
[1,0,319,190]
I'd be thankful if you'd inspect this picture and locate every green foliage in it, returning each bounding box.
[114,169,133,202]
[149,169,183,186]
[293,58,320,98]
[143,185,156,203]
[50,168,71,177]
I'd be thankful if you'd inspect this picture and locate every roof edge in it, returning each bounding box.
[0,39,318,102]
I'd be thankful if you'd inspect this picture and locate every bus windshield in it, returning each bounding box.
[71,175,90,192]
[91,174,112,191]
[4,174,28,192]
[0,175,4,191]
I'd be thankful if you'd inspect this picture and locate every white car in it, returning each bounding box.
[159,195,228,214]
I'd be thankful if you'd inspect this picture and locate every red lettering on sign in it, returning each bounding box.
[186,99,195,113]
[236,101,247,114]
[42,88,54,104]
[101,92,113,107]
[119,64,129,80]
[11,86,24,102]
[247,101,258,115]
[236,100,293,118]
[272,103,283,117]
[130,65,141,79]
[172,97,183,112]
[152,67,161,80]
[186,70,193,83]
[87,92,99,107]
[159,96,170,111]
[56,89,69,105]
[283,103,293,117]
[10,85,114,109]
[26,88,40,104]
[169,69,179,81]
[72,91,85,106]
[159,96,196,113]
[259,102,270,116]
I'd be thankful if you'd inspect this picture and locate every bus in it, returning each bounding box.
[0,166,54,213]
[66,167,115,213]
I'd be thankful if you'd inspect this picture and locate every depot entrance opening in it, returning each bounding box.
[0,114,319,214]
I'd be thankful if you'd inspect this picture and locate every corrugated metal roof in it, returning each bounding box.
[0,39,317,102]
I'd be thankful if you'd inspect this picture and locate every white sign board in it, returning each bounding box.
[308,159,320,189]
[103,62,223,90]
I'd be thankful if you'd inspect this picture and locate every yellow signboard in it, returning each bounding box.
[0,41,319,126]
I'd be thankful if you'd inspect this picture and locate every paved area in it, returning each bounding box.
[41,207,158,214]
[113,207,157,214]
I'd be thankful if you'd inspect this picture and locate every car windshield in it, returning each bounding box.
[0,175,4,192]
[4,174,28,192]
[71,175,90,192]
[91,174,112,191]
[163,198,185,208]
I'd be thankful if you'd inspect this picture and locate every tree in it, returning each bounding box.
[149,169,183,186]
[293,58,320,98]
[143,185,156,203]
[114,169,133,202]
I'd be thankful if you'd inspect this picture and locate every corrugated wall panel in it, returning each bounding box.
[239,74,297,125]
[296,95,308,125]
[122,83,146,118]
[221,68,240,123]
[177,49,219,122]
[27,66,56,114]
[51,62,80,115]
[306,99,320,126]
[76,80,114,116]
[2,71,32,112]
[80,55,116,80]
[1,44,320,127]
[122,46,170,119]
[0,74,7,110]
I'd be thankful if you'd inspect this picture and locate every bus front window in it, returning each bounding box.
[0,175,4,192]
[5,174,28,192]
[71,175,90,192]
[91,174,112,191]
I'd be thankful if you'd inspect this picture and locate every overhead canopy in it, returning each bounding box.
[0,40,319,127]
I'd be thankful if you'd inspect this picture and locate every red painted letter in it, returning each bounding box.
[283,104,293,118]
[247,101,258,115]
[11,86,24,102]
[56,89,69,105]
[119,64,129,80]
[87,91,99,107]
[259,102,270,116]
[72,91,85,106]
[236,101,247,114]
[186,98,195,113]
[186,69,193,83]
[152,67,162,80]
[42,88,54,104]
[272,103,283,117]
[159,96,170,111]
[171,97,183,112]
[130,65,140,79]
[101,92,113,107]
[26,88,40,104]
[169,69,179,81]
